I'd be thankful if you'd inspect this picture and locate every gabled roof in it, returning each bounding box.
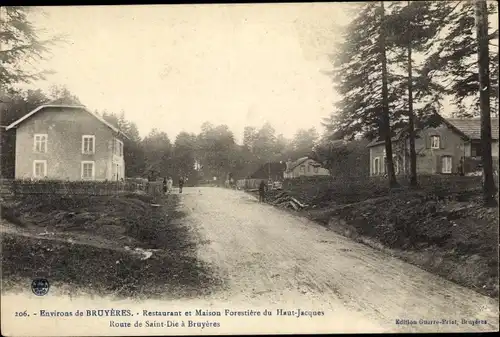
[446,118,499,140]
[287,157,309,171]
[366,115,498,148]
[5,104,130,139]
[366,129,406,148]
[286,156,321,171]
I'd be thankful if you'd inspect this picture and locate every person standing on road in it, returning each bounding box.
[163,177,168,195]
[167,176,173,193]
[179,176,185,194]
[258,180,267,203]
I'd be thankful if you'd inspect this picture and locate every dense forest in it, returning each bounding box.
[0,85,320,183]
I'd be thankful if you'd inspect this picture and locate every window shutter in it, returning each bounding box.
[425,134,431,149]
[440,135,445,149]
[436,155,442,173]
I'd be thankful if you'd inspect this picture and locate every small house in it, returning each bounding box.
[5,104,129,181]
[367,115,499,176]
[283,157,330,179]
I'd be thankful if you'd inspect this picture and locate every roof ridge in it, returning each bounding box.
[5,104,129,139]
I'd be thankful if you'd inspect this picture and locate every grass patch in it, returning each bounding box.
[309,190,499,298]
[1,193,224,299]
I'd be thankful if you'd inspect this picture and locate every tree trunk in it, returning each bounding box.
[379,1,399,188]
[407,0,418,187]
[475,0,497,207]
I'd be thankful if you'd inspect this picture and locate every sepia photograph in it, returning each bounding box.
[0,2,499,335]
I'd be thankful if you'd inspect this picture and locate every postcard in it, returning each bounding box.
[1,2,499,335]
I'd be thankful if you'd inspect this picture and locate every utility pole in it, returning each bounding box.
[475,0,497,206]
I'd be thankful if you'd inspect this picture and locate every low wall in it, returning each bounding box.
[0,179,148,197]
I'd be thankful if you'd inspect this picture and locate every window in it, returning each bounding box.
[442,156,452,174]
[33,160,47,178]
[81,161,95,180]
[394,156,399,174]
[314,167,319,173]
[34,134,47,153]
[471,143,482,157]
[430,135,440,149]
[82,135,95,154]
[114,139,123,157]
[300,165,305,173]
[373,157,380,175]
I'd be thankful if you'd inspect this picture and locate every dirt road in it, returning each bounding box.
[178,187,499,333]
[2,187,498,335]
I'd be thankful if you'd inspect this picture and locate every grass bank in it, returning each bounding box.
[0,192,223,300]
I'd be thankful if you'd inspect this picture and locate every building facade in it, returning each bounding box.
[367,116,499,176]
[284,157,330,179]
[6,105,128,181]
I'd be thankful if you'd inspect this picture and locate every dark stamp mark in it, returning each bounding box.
[31,278,50,296]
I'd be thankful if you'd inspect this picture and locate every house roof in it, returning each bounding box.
[287,157,309,171]
[446,118,499,140]
[366,129,406,148]
[286,156,319,171]
[5,104,130,139]
[366,116,499,148]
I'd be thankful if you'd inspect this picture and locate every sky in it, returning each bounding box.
[23,4,351,143]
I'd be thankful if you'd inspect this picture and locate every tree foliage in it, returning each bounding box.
[101,110,145,178]
[0,6,62,89]
[326,2,408,141]
[421,1,499,117]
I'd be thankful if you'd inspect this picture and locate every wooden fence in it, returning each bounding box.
[236,178,266,190]
[0,179,149,197]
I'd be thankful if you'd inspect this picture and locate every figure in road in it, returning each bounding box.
[167,177,173,193]
[258,179,267,202]
[179,176,185,194]
[163,177,168,195]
